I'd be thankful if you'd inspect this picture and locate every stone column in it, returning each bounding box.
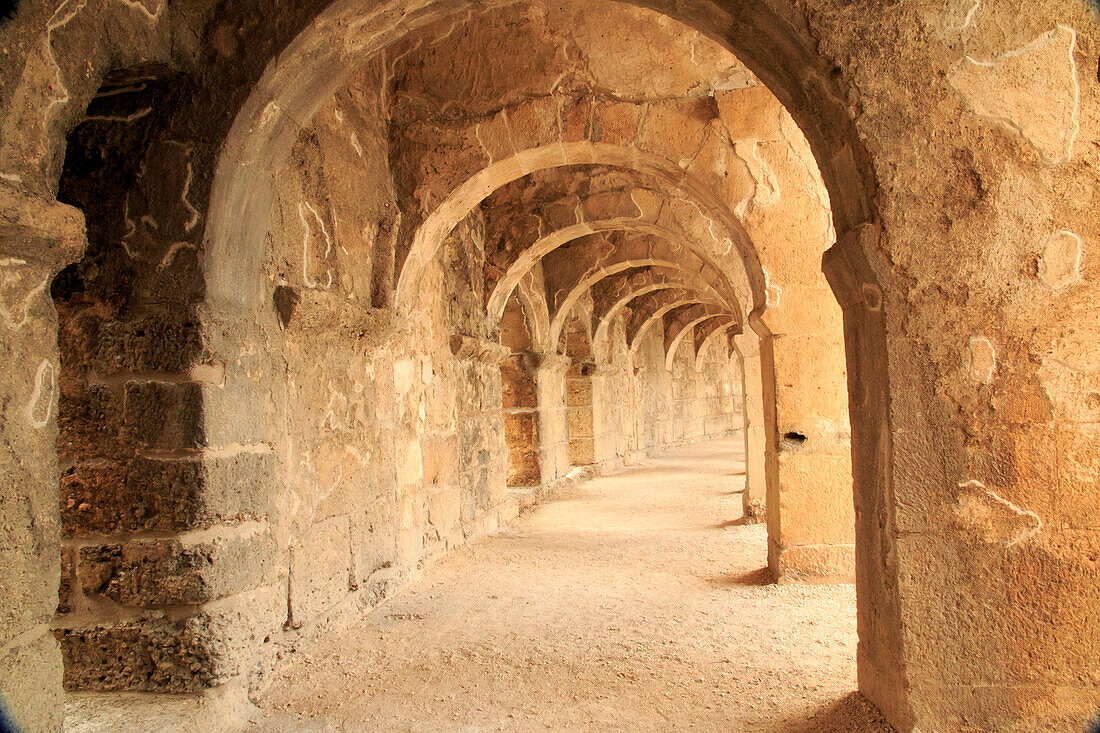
[757,287,855,583]
[591,364,628,469]
[500,352,543,488]
[823,229,908,725]
[533,353,570,486]
[0,184,85,732]
[733,334,767,523]
[565,361,597,467]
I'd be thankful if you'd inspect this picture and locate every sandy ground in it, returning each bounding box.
[251,439,893,732]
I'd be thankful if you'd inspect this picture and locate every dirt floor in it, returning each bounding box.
[248,438,893,732]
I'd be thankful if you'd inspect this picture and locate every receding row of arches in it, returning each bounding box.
[1,0,1096,731]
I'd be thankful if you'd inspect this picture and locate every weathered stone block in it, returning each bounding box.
[57,618,217,693]
[500,367,537,409]
[0,630,63,732]
[506,97,560,152]
[350,499,397,587]
[289,517,351,628]
[75,523,277,606]
[774,543,855,584]
[1055,425,1100,530]
[57,385,126,461]
[507,447,540,487]
[397,438,423,487]
[92,315,202,374]
[897,530,1100,693]
[569,437,596,466]
[775,453,855,548]
[122,381,204,451]
[565,377,593,404]
[421,434,457,487]
[56,584,284,692]
[567,406,593,438]
[716,85,788,140]
[590,100,646,148]
[424,484,463,550]
[503,410,538,445]
[456,417,487,465]
[62,451,277,536]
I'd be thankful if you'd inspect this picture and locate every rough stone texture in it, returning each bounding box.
[0,0,1096,730]
[949,25,1081,164]
[1037,229,1083,291]
[1,182,85,732]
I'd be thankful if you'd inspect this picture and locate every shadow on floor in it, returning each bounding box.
[710,516,765,528]
[770,692,896,733]
[709,566,774,587]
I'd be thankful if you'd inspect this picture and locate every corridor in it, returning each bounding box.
[252,440,888,732]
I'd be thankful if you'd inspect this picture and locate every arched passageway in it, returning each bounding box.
[0,1,1097,732]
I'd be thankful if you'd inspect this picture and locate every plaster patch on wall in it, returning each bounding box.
[762,266,781,308]
[942,0,980,32]
[120,191,141,260]
[299,201,334,289]
[166,141,201,233]
[949,26,1080,165]
[0,261,47,330]
[732,140,780,217]
[84,107,152,124]
[954,479,1042,547]
[398,440,423,487]
[43,0,89,135]
[967,336,996,384]
[26,360,57,429]
[1038,230,1082,291]
[157,241,197,271]
[1037,356,1100,422]
[394,359,417,396]
[115,0,165,23]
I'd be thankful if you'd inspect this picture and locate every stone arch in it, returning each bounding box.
[695,320,738,373]
[201,16,882,707]
[591,270,731,352]
[485,215,747,328]
[498,291,542,488]
[663,308,733,372]
[625,292,727,354]
[597,284,727,353]
[2,0,906,728]
[201,0,877,319]
[395,142,766,319]
[550,261,728,352]
[513,270,552,354]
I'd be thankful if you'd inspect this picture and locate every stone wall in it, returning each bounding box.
[43,50,747,702]
[3,0,1095,730]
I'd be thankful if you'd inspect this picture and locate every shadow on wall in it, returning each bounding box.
[770,692,895,733]
[0,695,18,733]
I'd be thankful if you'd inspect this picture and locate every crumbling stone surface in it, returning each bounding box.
[0,0,1097,730]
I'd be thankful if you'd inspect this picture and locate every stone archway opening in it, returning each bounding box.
[498,292,543,490]
[51,1,862,724]
[1,0,934,729]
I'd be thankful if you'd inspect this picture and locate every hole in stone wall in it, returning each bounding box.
[782,431,808,446]
[0,0,20,25]
[274,285,300,328]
